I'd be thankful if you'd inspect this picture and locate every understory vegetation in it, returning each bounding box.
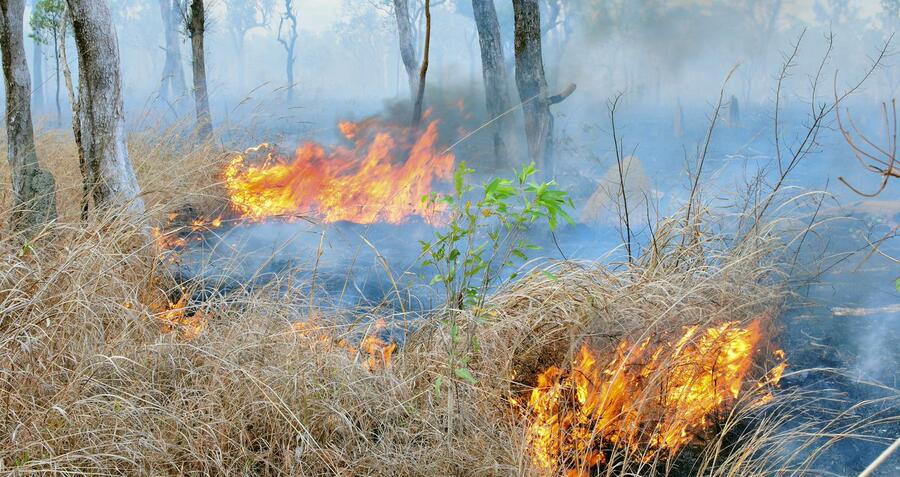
[2,125,889,476]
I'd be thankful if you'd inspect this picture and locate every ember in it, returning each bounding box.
[525,320,786,474]
[223,117,455,224]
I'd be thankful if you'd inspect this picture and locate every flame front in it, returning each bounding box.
[526,320,786,474]
[223,118,455,224]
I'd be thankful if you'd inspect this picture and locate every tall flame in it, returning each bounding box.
[525,320,786,474]
[223,118,455,224]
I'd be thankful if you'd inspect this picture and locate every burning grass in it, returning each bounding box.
[0,125,888,476]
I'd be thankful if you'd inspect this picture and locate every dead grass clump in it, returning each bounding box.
[0,213,525,475]
[0,126,869,476]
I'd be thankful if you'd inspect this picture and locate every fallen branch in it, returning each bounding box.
[831,304,900,317]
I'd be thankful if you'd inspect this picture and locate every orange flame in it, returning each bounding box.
[153,296,208,341]
[292,317,396,371]
[525,320,786,474]
[223,118,455,224]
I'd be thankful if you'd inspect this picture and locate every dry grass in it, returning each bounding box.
[0,126,893,476]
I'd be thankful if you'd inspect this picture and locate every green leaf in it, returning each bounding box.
[454,367,477,385]
[896,278,900,293]
[542,270,559,282]
[433,375,443,397]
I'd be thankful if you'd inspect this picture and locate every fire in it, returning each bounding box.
[153,296,208,341]
[525,320,786,474]
[223,117,455,224]
[292,317,396,371]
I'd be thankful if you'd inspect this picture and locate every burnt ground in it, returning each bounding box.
[779,210,900,476]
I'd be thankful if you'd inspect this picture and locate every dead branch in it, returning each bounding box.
[835,98,899,197]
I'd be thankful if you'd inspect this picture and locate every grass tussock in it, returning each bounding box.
[0,127,887,476]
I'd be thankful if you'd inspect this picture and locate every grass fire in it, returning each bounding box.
[1,1,898,476]
[223,117,454,225]
[525,320,787,475]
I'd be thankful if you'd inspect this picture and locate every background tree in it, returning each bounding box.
[1,0,57,231]
[30,0,43,111]
[179,0,213,139]
[277,0,298,102]
[410,0,430,127]
[158,0,188,104]
[471,0,516,167]
[28,0,65,126]
[224,0,272,94]
[512,0,553,175]
[392,0,419,101]
[65,0,145,216]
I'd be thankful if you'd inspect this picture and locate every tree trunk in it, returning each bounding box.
[1,0,57,232]
[30,0,43,111]
[65,0,145,216]
[392,0,419,102]
[188,0,213,139]
[472,0,516,168]
[410,0,430,128]
[158,0,187,103]
[58,5,88,219]
[53,29,61,127]
[513,0,554,177]
[277,0,298,103]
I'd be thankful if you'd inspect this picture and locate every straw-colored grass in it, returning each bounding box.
[0,126,894,476]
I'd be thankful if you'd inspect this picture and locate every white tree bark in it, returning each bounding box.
[1,0,57,232]
[392,0,419,102]
[158,0,188,103]
[65,0,145,216]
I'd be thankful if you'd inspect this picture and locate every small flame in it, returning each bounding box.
[292,317,396,371]
[525,320,786,474]
[223,118,455,224]
[153,296,207,341]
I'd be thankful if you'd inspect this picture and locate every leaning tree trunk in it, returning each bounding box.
[189,0,213,139]
[513,0,554,177]
[158,0,187,103]
[392,0,419,102]
[410,0,430,128]
[65,0,145,216]
[58,5,88,219]
[1,0,57,232]
[472,0,517,168]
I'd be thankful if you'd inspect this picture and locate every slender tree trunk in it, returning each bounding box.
[65,0,145,216]
[410,0,430,127]
[472,0,517,168]
[58,5,88,219]
[53,29,60,127]
[392,0,419,102]
[30,0,43,111]
[277,0,298,103]
[1,0,57,232]
[513,0,553,177]
[188,0,212,139]
[158,0,187,103]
